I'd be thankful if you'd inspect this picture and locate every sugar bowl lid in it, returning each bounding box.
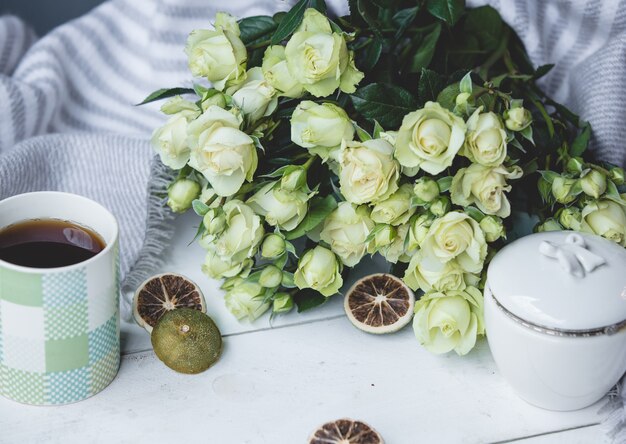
[487,231,626,331]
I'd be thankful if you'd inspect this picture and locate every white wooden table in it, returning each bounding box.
[0,212,607,443]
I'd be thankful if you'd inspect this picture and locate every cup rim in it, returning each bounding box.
[0,191,119,274]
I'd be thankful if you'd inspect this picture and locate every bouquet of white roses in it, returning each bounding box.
[144,0,626,356]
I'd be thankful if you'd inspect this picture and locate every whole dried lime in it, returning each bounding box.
[151,308,222,374]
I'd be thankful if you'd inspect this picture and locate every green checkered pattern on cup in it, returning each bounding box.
[0,266,120,405]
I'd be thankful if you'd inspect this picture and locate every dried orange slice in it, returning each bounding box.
[344,273,414,334]
[309,419,384,444]
[133,273,206,333]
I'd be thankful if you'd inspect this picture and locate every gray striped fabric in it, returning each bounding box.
[0,1,625,439]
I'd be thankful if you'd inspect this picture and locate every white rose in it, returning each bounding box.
[247,181,311,231]
[224,281,270,321]
[284,9,363,97]
[294,246,343,297]
[504,107,532,132]
[320,202,374,266]
[339,138,400,204]
[462,109,507,166]
[291,101,354,161]
[188,105,258,197]
[151,113,194,169]
[262,45,304,98]
[202,250,252,279]
[419,211,487,274]
[229,67,278,123]
[404,251,468,292]
[207,200,264,264]
[370,184,416,226]
[377,223,411,264]
[451,164,522,218]
[185,13,247,90]
[395,101,466,175]
[413,287,484,356]
[581,199,626,246]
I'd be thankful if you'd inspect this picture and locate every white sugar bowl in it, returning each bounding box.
[485,231,626,411]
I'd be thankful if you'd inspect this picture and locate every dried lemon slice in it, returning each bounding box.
[309,419,384,444]
[344,273,414,334]
[133,273,206,333]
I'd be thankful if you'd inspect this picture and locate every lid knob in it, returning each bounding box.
[539,233,606,278]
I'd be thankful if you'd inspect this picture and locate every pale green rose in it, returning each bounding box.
[404,251,467,292]
[504,107,532,132]
[429,196,451,217]
[566,157,585,174]
[413,177,439,203]
[229,67,278,123]
[203,208,226,236]
[167,178,201,213]
[406,213,435,251]
[451,164,522,218]
[259,265,283,288]
[214,11,240,36]
[378,224,411,264]
[580,169,607,198]
[210,200,264,262]
[369,225,396,250]
[262,45,304,98]
[284,9,363,97]
[247,181,311,231]
[395,102,467,175]
[413,286,484,356]
[371,184,416,226]
[419,211,487,274]
[261,233,286,258]
[610,166,625,185]
[272,292,294,313]
[551,176,578,204]
[479,215,505,242]
[535,218,563,233]
[320,202,374,267]
[152,111,197,169]
[558,207,582,231]
[160,96,200,116]
[202,250,252,279]
[185,14,247,90]
[581,199,626,246]
[187,105,258,197]
[224,281,270,321]
[294,246,343,297]
[461,109,507,167]
[291,101,354,161]
[280,166,307,191]
[339,138,400,204]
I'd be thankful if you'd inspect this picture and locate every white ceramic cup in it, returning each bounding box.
[0,192,120,405]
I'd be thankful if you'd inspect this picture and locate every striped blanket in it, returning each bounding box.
[0,1,624,439]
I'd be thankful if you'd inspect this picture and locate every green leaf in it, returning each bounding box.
[464,6,503,52]
[271,0,326,44]
[459,72,473,94]
[285,195,337,240]
[464,206,485,222]
[520,126,534,145]
[436,83,461,111]
[426,0,464,26]
[570,122,591,157]
[538,176,552,203]
[534,64,554,80]
[605,180,626,206]
[137,87,195,105]
[192,200,210,216]
[354,122,372,142]
[351,83,419,128]
[373,120,384,138]
[357,0,382,37]
[437,176,453,192]
[538,170,559,184]
[361,38,382,71]
[188,220,206,246]
[364,224,389,244]
[408,23,441,73]
[418,68,445,103]
[238,16,278,45]
[293,289,327,312]
[392,6,419,39]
